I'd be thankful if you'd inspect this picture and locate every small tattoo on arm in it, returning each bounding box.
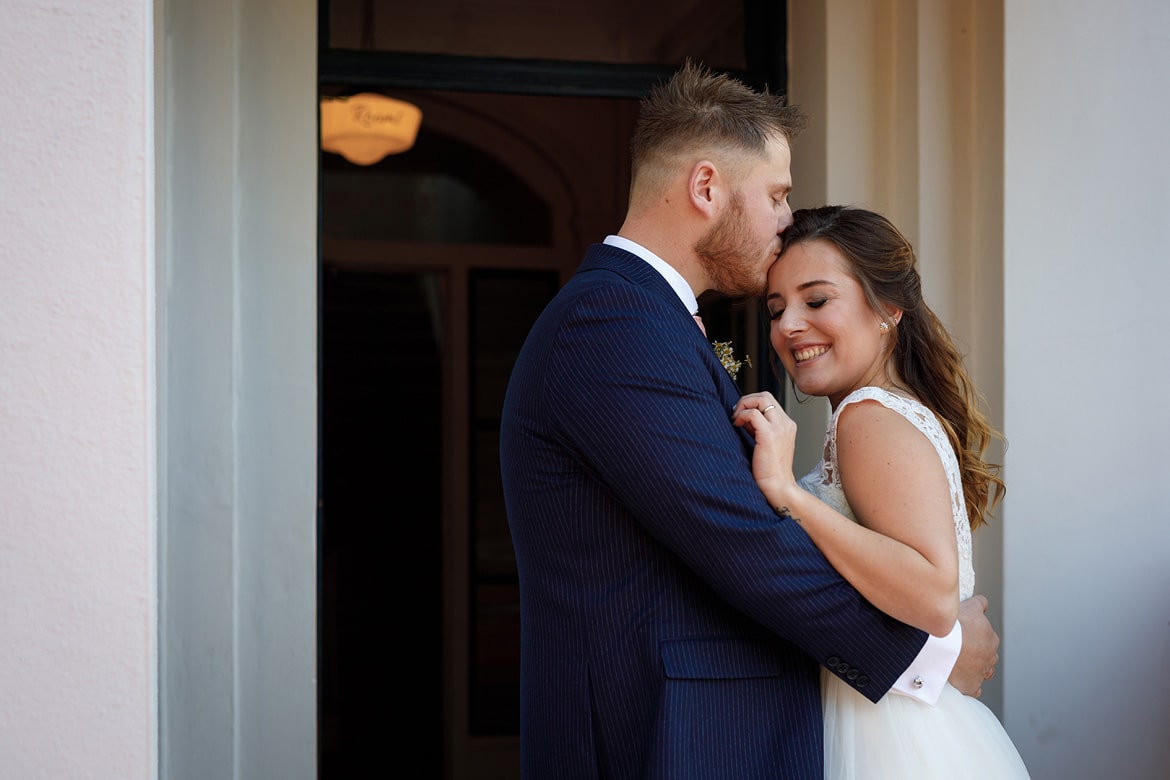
[772,505,793,521]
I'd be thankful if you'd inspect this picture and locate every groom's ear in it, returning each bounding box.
[687,160,719,217]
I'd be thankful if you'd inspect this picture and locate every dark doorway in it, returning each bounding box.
[316,3,788,777]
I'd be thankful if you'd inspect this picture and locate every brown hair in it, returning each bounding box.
[777,205,1005,529]
[629,60,806,196]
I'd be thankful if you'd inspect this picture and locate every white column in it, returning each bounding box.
[157,0,319,777]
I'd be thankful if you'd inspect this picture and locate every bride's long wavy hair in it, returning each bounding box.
[771,205,1005,529]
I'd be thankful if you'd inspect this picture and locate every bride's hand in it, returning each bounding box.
[732,392,800,503]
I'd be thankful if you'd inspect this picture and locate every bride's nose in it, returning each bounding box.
[777,309,805,336]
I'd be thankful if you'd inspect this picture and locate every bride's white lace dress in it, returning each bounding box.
[800,387,1030,779]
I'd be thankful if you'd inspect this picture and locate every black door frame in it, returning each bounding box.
[318,1,788,97]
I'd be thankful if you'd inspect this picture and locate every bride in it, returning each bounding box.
[734,205,1030,778]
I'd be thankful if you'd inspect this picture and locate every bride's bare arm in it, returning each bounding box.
[736,394,959,637]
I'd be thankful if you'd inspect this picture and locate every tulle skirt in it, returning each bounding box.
[822,669,1030,779]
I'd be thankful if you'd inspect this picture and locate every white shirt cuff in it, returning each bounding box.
[889,620,961,706]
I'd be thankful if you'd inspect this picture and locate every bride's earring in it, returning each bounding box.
[879,321,890,333]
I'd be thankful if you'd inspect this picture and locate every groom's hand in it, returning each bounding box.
[949,594,1000,698]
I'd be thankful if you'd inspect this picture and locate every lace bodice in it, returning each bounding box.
[798,386,975,599]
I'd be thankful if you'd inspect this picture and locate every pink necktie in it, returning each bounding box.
[693,314,706,337]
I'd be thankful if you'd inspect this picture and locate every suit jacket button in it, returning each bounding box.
[856,676,869,688]
[836,662,850,674]
[847,669,859,680]
[826,656,840,667]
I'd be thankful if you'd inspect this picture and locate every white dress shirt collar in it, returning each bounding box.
[604,235,700,315]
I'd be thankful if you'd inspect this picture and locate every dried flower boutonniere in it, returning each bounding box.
[712,340,752,381]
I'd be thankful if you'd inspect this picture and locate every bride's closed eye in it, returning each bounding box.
[769,297,828,321]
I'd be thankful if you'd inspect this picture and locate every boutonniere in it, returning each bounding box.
[712,340,752,381]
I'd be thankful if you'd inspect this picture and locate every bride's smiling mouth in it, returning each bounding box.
[793,345,829,364]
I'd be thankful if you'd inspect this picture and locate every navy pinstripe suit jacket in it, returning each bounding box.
[500,243,928,779]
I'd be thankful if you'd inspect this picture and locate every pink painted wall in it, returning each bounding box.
[0,1,155,777]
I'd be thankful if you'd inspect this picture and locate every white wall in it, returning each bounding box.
[1004,1,1170,776]
[0,1,156,778]
[0,0,317,777]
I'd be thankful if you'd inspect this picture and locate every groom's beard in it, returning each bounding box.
[695,190,773,299]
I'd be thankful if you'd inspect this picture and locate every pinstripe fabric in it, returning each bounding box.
[500,243,928,779]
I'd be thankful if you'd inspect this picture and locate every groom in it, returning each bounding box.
[499,61,998,779]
